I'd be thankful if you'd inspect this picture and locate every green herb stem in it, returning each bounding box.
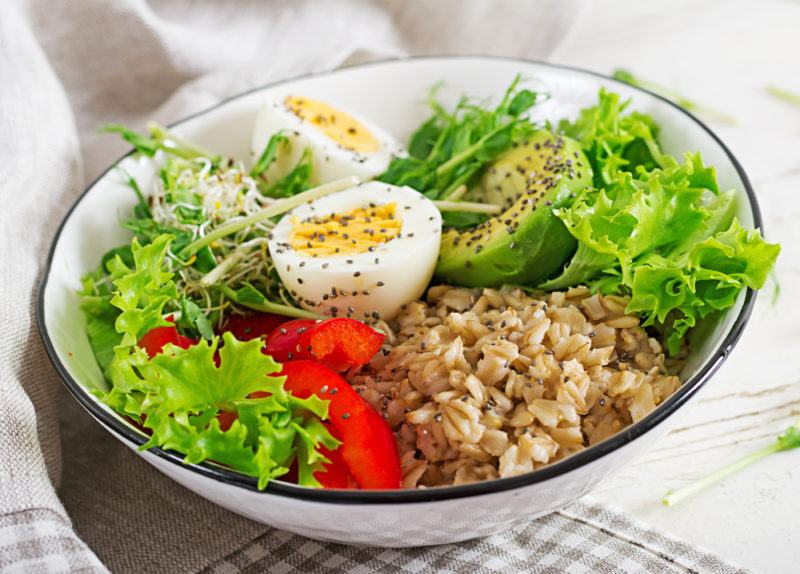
[179,176,358,257]
[435,125,507,177]
[146,121,221,161]
[662,420,800,507]
[662,443,779,507]
[766,86,800,107]
[199,250,246,288]
[446,184,468,201]
[220,285,323,319]
[432,200,501,214]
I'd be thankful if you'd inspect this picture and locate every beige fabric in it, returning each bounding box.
[0,0,744,572]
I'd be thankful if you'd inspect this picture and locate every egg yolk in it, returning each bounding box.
[290,203,402,256]
[284,95,380,153]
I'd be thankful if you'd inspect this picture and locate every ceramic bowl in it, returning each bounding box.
[38,56,762,547]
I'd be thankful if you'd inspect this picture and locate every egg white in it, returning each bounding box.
[268,181,442,322]
[251,96,405,185]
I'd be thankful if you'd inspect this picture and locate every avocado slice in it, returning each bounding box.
[435,131,592,287]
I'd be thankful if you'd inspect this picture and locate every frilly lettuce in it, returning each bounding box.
[134,333,339,488]
[546,98,780,355]
[543,153,720,290]
[628,220,780,355]
[96,233,339,488]
[558,88,668,187]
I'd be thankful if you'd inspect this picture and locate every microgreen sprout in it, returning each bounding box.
[432,200,501,215]
[179,176,359,258]
[662,419,800,507]
[103,122,220,162]
[766,85,800,107]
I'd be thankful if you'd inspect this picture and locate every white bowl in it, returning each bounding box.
[38,56,762,547]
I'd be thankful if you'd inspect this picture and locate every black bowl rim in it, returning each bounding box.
[37,55,762,505]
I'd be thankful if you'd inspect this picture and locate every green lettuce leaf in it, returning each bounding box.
[627,219,780,354]
[135,333,339,488]
[543,153,717,289]
[176,296,214,340]
[79,270,123,372]
[92,233,338,488]
[559,88,668,187]
[109,234,177,348]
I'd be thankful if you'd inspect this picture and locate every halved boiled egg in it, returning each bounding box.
[268,181,441,322]
[252,95,405,185]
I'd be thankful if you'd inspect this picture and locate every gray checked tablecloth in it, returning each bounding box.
[0,0,750,572]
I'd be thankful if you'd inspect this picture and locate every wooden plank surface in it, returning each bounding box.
[552,1,800,572]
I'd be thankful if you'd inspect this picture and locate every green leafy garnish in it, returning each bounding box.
[251,131,289,179]
[613,69,737,125]
[543,148,779,354]
[176,296,214,340]
[104,121,222,163]
[628,219,779,354]
[558,88,668,187]
[135,333,338,489]
[766,85,800,108]
[378,75,539,200]
[262,147,314,198]
[663,420,800,506]
[251,132,315,198]
[98,234,338,488]
[543,153,720,290]
[79,269,123,372]
[544,91,779,354]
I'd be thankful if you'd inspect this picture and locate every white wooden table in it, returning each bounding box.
[552,1,800,572]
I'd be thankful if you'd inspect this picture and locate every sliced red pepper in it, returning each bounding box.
[314,425,357,489]
[216,410,238,432]
[265,318,385,372]
[138,318,196,358]
[221,313,290,342]
[262,319,318,362]
[281,360,401,490]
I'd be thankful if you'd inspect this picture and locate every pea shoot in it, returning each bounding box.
[662,419,800,507]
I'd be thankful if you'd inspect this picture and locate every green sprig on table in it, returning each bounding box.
[662,420,800,506]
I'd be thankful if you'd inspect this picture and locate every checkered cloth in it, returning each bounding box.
[202,500,745,574]
[0,0,752,572]
[0,510,104,573]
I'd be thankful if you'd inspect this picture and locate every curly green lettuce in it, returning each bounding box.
[627,219,779,355]
[542,153,721,290]
[558,88,668,187]
[539,88,781,354]
[92,234,339,488]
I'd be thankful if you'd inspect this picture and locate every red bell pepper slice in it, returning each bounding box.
[265,318,385,372]
[138,319,196,358]
[221,313,290,342]
[281,360,401,490]
[262,319,318,361]
[315,433,356,489]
